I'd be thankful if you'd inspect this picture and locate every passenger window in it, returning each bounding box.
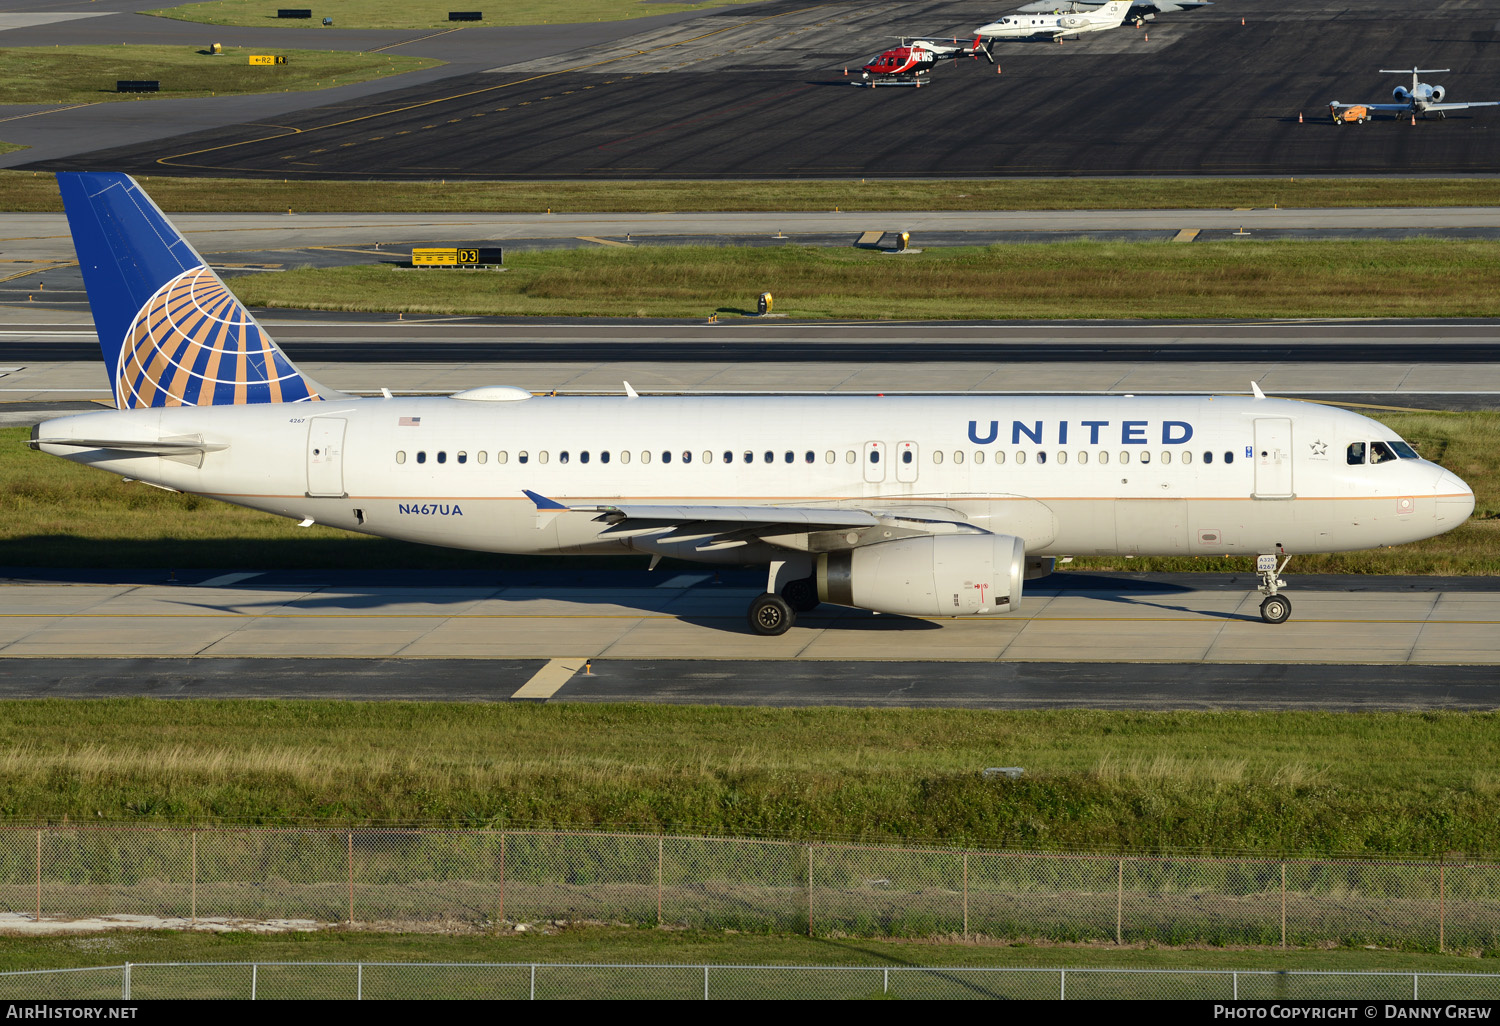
[396,451,406,465]
[765,451,775,464]
[682,451,692,464]
[1118,452,1129,465]
[1098,451,1109,465]
[1160,451,1170,465]
[784,451,794,464]
[932,450,944,465]
[1036,451,1047,465]
[1056,451,1068,465]
[1015,451,1026,465]
[825,451,836,464]
[437,451,447,464]
[1077,451,1088,465]
[1139,451,1150,464]
[744,451,753,464]
[994,450,1005,465]
[417,451,427,464]
[538,451,549,464]
[1224,451,1234,465]
[580,452,590,464]
[517,451,527,464]
[953,450,964,465]
[641,451,651,464]
[805,451,815,464]
[973,451,984,465]
[1180,451,1191,465]
[845,451,856,464]
[1203,451,1213,465]
[477,451,488,465]
[497,451,508,464]
[601,451,610,464]
[662,451,673,464]
[620,451,630,465]
[1370,441,1397,465]
[901,451,912,465]
[703,451,713,465]
[457,451,468,465]
[724,451,733,464]
[559,451,570,464]
[1391,441,1418,459]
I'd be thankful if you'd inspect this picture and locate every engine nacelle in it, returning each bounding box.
[1429,85,1445,103]
[816,534,1025,617]
[1393,86,1411,102]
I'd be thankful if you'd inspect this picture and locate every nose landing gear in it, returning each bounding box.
[1256,553,1292,624]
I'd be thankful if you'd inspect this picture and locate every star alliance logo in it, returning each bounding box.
[1310,440,1328,457]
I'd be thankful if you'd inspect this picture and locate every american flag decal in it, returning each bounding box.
[399,416,421,427]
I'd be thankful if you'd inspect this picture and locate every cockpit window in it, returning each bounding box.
[1346,442,1366,465]
[1390,441,1419,460]
[1370,441,1397,465]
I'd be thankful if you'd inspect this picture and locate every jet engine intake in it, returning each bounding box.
[1393,86,1411,101]
[1429,85,1445,102]
[815,533,1025,617]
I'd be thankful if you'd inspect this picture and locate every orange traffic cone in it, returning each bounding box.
[1241,16,1245,25]
[843,67,847,75]
[1144,32,1148,40]
[1298,111,1303,123]
[996,64,1002,74]
[1411,113,1417,125]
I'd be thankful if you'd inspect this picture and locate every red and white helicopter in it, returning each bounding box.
[857,36,994,87]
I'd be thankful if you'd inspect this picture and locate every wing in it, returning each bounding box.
[1330,102,1409,111]
[1427,101,1500,111]
[522,490,982,551]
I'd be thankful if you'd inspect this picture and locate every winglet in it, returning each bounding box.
[523,489,569,510]
[1251,381,1266,399]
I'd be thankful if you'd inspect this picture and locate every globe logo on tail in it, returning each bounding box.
[116,265,324,408]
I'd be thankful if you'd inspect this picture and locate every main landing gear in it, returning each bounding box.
[746,561,821,636]
[1256,553,1293,624]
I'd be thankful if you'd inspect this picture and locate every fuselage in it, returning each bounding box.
[35,393,1475,564]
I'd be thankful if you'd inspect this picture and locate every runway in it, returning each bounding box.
[25,0,1500,179]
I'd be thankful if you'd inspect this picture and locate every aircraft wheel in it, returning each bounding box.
[1259,595,1292,625]
[781,577,820,613]
[749,593,795,636]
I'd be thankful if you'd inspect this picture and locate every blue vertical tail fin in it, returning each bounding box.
[58,172,338,408]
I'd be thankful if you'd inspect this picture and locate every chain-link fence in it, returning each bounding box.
[2,964,1499,1000]
[1,826,1498,950]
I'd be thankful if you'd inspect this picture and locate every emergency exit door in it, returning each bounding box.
[1253,418,1293,499]
[306,418,347,497]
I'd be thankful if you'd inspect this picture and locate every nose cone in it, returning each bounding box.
[976,22,1001,34]
[1435,467,1475,527]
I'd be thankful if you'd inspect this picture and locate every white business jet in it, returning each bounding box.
[34,174,1474,635]
[977,0,1134,40]
[1331,68,1500,122]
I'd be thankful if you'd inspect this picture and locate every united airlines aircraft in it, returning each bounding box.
[33,173,1475,634]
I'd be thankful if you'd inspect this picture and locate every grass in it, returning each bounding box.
[0,142,26,156]
[0,46,440,104]
[145,0,767,30]
[1,701,1500,857]
[3,174,1500,213]
[4,409,1495,574]
[229,240,1500,320]
[1,925,1496,975]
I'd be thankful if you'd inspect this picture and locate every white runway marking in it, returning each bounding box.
[511,657,586,699]
[655,574,712,589]
[0,13,109,31]
[196,572,264,588]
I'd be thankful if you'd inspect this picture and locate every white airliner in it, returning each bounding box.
[977,0,1133,40]
[1331,68,1500,122]
[34,173,1475,635]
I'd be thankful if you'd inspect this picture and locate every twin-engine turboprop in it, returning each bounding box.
[34,173,1476,635]
[1330,68,1500,122]
[977,0,1133,40]
[858,36,993,85]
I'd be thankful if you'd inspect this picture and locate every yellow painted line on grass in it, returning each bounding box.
[1172,228,1200,242]
[511,657,586,699]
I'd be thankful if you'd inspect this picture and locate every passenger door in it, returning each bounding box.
[895,441,919,483]
[1253,418,1293,499]
[306,418,347,497]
